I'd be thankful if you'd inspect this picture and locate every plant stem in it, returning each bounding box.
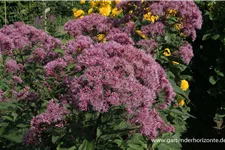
[4,1,7,25]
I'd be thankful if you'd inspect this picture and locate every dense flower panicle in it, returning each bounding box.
[0,90,7,102]
[12,75,23,84]
[0,22,65,104]
[66,41,175,138]
[66,35,93,55]
[28,48,47,62]
[137,39,158,55]
[44,58,67,77]
[0,33,15,55]
[141,22,165,37]
[106,28,134,45]
[12,86,30,101]
[176,43,194,64]
[64,14,113,37]
[24,100,69,144]
[0,22,63,63]
[30,100,69,134]
[23,129,37,145]
[132,108,174,139]
[123,21,135,34]
[5,59,21,73]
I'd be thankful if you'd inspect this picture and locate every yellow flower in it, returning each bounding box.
[129,10,133,14]
[172,61,179,65]
[178,99,185,106]
[73,9,85,19]
[143,12,151,21]
[97,34,106,43]
[90,1,99,8]
[163,48,171,56]
[80,0,85,4]
[168,9,177,16]
[115,0,120,5]
[136,30,147,39]
[99,5,111,16]
[88,8,93,14]
[72,8,77,13]
[150,15,159,23]
[174,23,183,31]
[111,7,122,17]
[180,32,187,37]
[100,0,112,7]
[180,80,189,91]
[143,12,158,23]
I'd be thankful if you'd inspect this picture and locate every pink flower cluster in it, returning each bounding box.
[63,39,175,138]
[23,99,69,144]
[0,22,63,64]
[0,22,63,102]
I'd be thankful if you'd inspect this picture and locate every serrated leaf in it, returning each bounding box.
[78,140,94,150]
[170,109,195,118]
[127,133,147,150]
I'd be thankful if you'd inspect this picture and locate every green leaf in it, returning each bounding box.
[2,116,14,122]
[52,135,60,144]
[16,124,29,128]
[214,68,224,77]
[209,76,217,85]
[78,140,94,150]
[212,34,220,40]
[202,33,211,41]
[127,133,147,150]
[2,132,23,143]
[170,109,196,118]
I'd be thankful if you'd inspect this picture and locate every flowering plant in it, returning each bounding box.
[0,1,202,150]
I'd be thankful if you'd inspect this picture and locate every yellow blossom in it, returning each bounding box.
[90,1,99,8]
[77,48,82,52]
[180,80,189,91]
[143,12,158,23]
[99,5,111,16]
[150,15,159,23]
[97,34,106,43]
[73,9,85,19]
[100,0,112,7]
[180,32,187,37]
[115,0,120,5]
[80,0,85,4]
[163,48,171,56]
[178,100,185,106]
[168,9,177,16]
[129,10,133,14]
[111,7,122,17]
[143,12,152,21]
[174,23,183,31]
[172,61,179,65]
[136,30,147,39]
[88,8,93,14]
